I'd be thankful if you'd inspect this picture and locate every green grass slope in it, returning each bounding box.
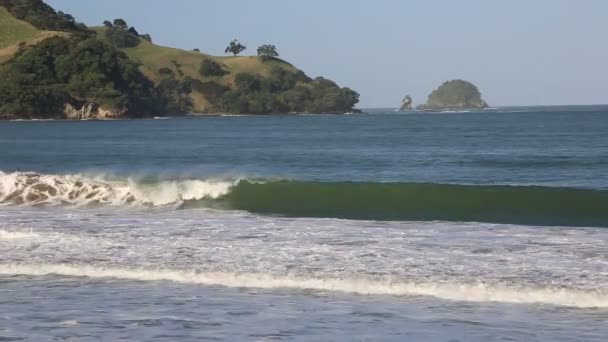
[0,6,67,63]
[92,26,301,112]
[0,6,38,47]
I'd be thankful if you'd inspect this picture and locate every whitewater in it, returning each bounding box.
[2,206,607,307]
[0,171,234,206]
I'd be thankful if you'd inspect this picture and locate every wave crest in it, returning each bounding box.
[0,171,233,207]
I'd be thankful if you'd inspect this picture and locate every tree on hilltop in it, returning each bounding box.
[225,39,246,56]
[257,44,279,60]
[113,18,128,30]
[104,19,139,48]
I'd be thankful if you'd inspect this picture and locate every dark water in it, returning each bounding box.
[1,107,608,341]
[2,107,607,187]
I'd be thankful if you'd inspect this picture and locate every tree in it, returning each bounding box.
[225,39,246,56]
[103,20,113,28]
[257,44,279,59]
[140,34,152,42]
[113,18,128,30]
[105,26,140,48]
[128,27,139,36]
[193,48,200,52]
[58,11,75,24]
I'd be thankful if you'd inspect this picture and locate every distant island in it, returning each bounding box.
[417,79,488,111]
[0,0,360,119]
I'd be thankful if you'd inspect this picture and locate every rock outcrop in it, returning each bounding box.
[399,95,413,111]
[63,103,127,120]
[418,80,488,110]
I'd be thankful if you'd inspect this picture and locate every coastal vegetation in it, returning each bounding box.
[0,0,360,118]
[0,34,163,118]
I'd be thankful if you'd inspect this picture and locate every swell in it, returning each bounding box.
[202,181,608,227]
[0,263,606,308]
[2,171,608,227]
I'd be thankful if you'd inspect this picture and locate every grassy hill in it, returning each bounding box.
[0,6,66,63]
[92,27,302,112]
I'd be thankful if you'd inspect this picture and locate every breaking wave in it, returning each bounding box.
[0,171,233,207]
[1,263,606,308]
[1,171,608,226]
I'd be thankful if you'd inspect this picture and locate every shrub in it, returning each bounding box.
[199,59,228,77]
[104,26,140,48]
[158,67,174,76]
[191,80,230,100]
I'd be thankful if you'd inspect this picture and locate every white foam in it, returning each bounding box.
[1,263,606,308]
[0,171,234,207]
[0,229,38,240]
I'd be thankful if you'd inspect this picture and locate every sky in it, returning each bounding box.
[47,0,608,108]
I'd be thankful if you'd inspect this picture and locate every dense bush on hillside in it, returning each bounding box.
[104,26,139,48]
[191,80,230,101]
[199,59,228,77]
[0,35,165,117]
[102,19,145,48]
[220,67,359,114]
[156,77,193,114]
[0,0,86,31]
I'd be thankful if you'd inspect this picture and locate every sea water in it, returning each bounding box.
[1,107,607,341]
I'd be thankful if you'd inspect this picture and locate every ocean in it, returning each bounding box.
[1,107,607,341]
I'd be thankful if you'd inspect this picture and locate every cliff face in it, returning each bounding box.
[419,80,488,110]
[63,103,127,120]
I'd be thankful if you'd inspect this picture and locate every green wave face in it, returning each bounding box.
[192,181,608,227]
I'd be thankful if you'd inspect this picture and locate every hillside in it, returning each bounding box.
[0,1,359,119]
[0,6,66,63]
[92,27,303,112]
[92,26,357,114]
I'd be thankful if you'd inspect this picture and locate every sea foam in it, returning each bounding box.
[0,229,38,240]
[1,263,606,308]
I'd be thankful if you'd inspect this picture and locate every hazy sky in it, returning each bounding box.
[47,0,608,108]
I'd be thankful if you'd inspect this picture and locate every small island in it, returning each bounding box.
[417,79,488,111]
